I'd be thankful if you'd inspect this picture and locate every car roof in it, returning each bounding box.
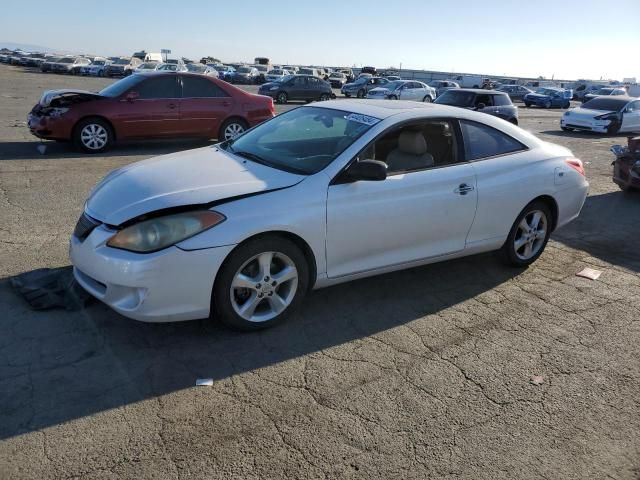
[452,88,507,95]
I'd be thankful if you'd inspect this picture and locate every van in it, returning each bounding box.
[454,75,487,88]
[144,52,163,63]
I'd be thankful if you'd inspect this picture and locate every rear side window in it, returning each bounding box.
[136,76,180,99]
[181,76,228,98]
[460,120,526,160]
[493,94,512,106]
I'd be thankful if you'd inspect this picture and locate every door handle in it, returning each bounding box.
[454,183,475,195]
[167,103,177,109]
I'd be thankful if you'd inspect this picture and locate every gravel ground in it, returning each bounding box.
[0,65,639,480]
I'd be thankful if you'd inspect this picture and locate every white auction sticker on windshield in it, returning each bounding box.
[344,113,380,126]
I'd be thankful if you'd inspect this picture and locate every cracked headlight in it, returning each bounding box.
[107,211,225,253]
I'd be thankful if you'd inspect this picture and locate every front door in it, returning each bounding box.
[114,75,181,138]
[621,100,640,132]
[289,76,308,100]
[326,119,477,278]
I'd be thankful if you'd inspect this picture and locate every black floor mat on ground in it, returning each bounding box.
[10,267,93,311]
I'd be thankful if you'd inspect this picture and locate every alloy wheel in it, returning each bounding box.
[80,124,108,150]
[224,123,245,140]
[230,251,299,323]
[513,210,548,261]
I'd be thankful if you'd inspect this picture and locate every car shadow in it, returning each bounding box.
[0,139,217,161]
[554,191,640,272]
[539,130,631,140]
[1,253,518,440]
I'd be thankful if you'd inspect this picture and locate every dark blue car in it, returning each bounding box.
[524,87,572,109]
[212,65,236,82]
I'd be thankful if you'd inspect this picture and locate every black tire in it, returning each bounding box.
[563,101,570,109]
[607,121,621,135]
[212,236,310,331]
[219,118,248,141]
[525,103,531,108]
[276,91,288,104]
[544,101,552,109]
[500,201,552,268]
[561,126,573,132]
[422,95,433,103]
[319,93,331,101]
[357,89,365,99]
[73,117,113,153]
[344,93,351,98]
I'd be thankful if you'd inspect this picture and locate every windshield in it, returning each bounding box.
[158,64,177,71]
[47,57,62,63]
[434,90,476,107]
[139,63,157,69]
[220,107,378,175]
[93,60,106,66]
[187,64,205,72]
[581,98,628,112]
[238,67,252,73]
[595,88,614,95]
[214,65,227,72]
[298,68,313,75]
[59,58,74,64]
[535,88,557,95]
[274,75,294,83]
[268,70,283,75]
[114,58,129,65]
[98,75,145,97]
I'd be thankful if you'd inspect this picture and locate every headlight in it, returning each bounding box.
[107,211,225,253]
[595,112,619,121]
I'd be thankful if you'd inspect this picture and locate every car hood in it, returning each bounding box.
[525,93,550,100]
[368,87,390,94]
[38,89,103,107]
[85,146,306,226]
[566,107,616,118]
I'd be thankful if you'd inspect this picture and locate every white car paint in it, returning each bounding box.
[71,100,588,323]
[367,81,436,102]
[561,97,640,133]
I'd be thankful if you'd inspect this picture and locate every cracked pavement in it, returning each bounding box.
[0,65,639,479]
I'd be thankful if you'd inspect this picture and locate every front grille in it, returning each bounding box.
[74,213,101,241]
[566,124,593,131]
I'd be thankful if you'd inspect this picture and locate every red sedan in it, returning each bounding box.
[28,72,275,153]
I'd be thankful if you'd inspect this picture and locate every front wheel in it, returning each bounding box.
[563,101,570,109]
[213,236,309,330]
[544,100,552,109]
[219,118,248,141]
[344,93,351,98]
[422,95,433,103]
[524,103,531,108]
[357,89,365,99]
[319,93,331,101]
[388,95,398,100]
[276,91,288,104]
[73,118,113,153]
[501,201,552,267]
[561,126,573,132]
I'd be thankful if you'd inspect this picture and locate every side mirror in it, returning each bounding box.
[124,91,139,102]
[475,103,486,110]
[345,160,387,182]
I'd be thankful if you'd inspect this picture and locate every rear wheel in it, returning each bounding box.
[219,118,248,141]
[501,201,552,267]
[357,89,365,98]
[73,118,113,153]
[563,101,570,109]
[525,103,531,108]
[388,95,398,100]
[319,93,331,101]
[213,236,309,331]
[276,91,288,104]
[544,100,552,109]
[344,93,351,98]
[422,95,433,103]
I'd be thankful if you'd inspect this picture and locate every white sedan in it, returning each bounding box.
[71,100,588,330]
[367,80,437,102]
[561,96,640,134]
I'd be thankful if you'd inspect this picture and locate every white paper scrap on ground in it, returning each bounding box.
[530,375,544,386]
[576,268,602,281]
[195,378,214,386]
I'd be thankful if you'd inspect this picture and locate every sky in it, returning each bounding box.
[2,0,639,81]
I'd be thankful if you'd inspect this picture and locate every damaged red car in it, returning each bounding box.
[611,136,640,191]
[28,72,275,153]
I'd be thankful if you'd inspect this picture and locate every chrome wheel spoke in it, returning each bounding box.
[271,265,296,284]
[523,242,533,258]
[232,273,257,290]
[514,237,528,250]
[530,212,542,229]
[267,294,287,314]
[238,292,261,318]
[518,218,530,232]
[257,252,273,279]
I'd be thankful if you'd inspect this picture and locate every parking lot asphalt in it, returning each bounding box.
[1,65,639,480]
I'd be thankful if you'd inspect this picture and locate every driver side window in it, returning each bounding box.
[359,120,459,175]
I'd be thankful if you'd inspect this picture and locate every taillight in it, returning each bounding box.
[566,158,585,177]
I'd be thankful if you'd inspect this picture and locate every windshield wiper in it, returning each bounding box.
[232,150,274,168]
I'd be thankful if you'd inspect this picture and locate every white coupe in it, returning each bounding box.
[71,100,588,330]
